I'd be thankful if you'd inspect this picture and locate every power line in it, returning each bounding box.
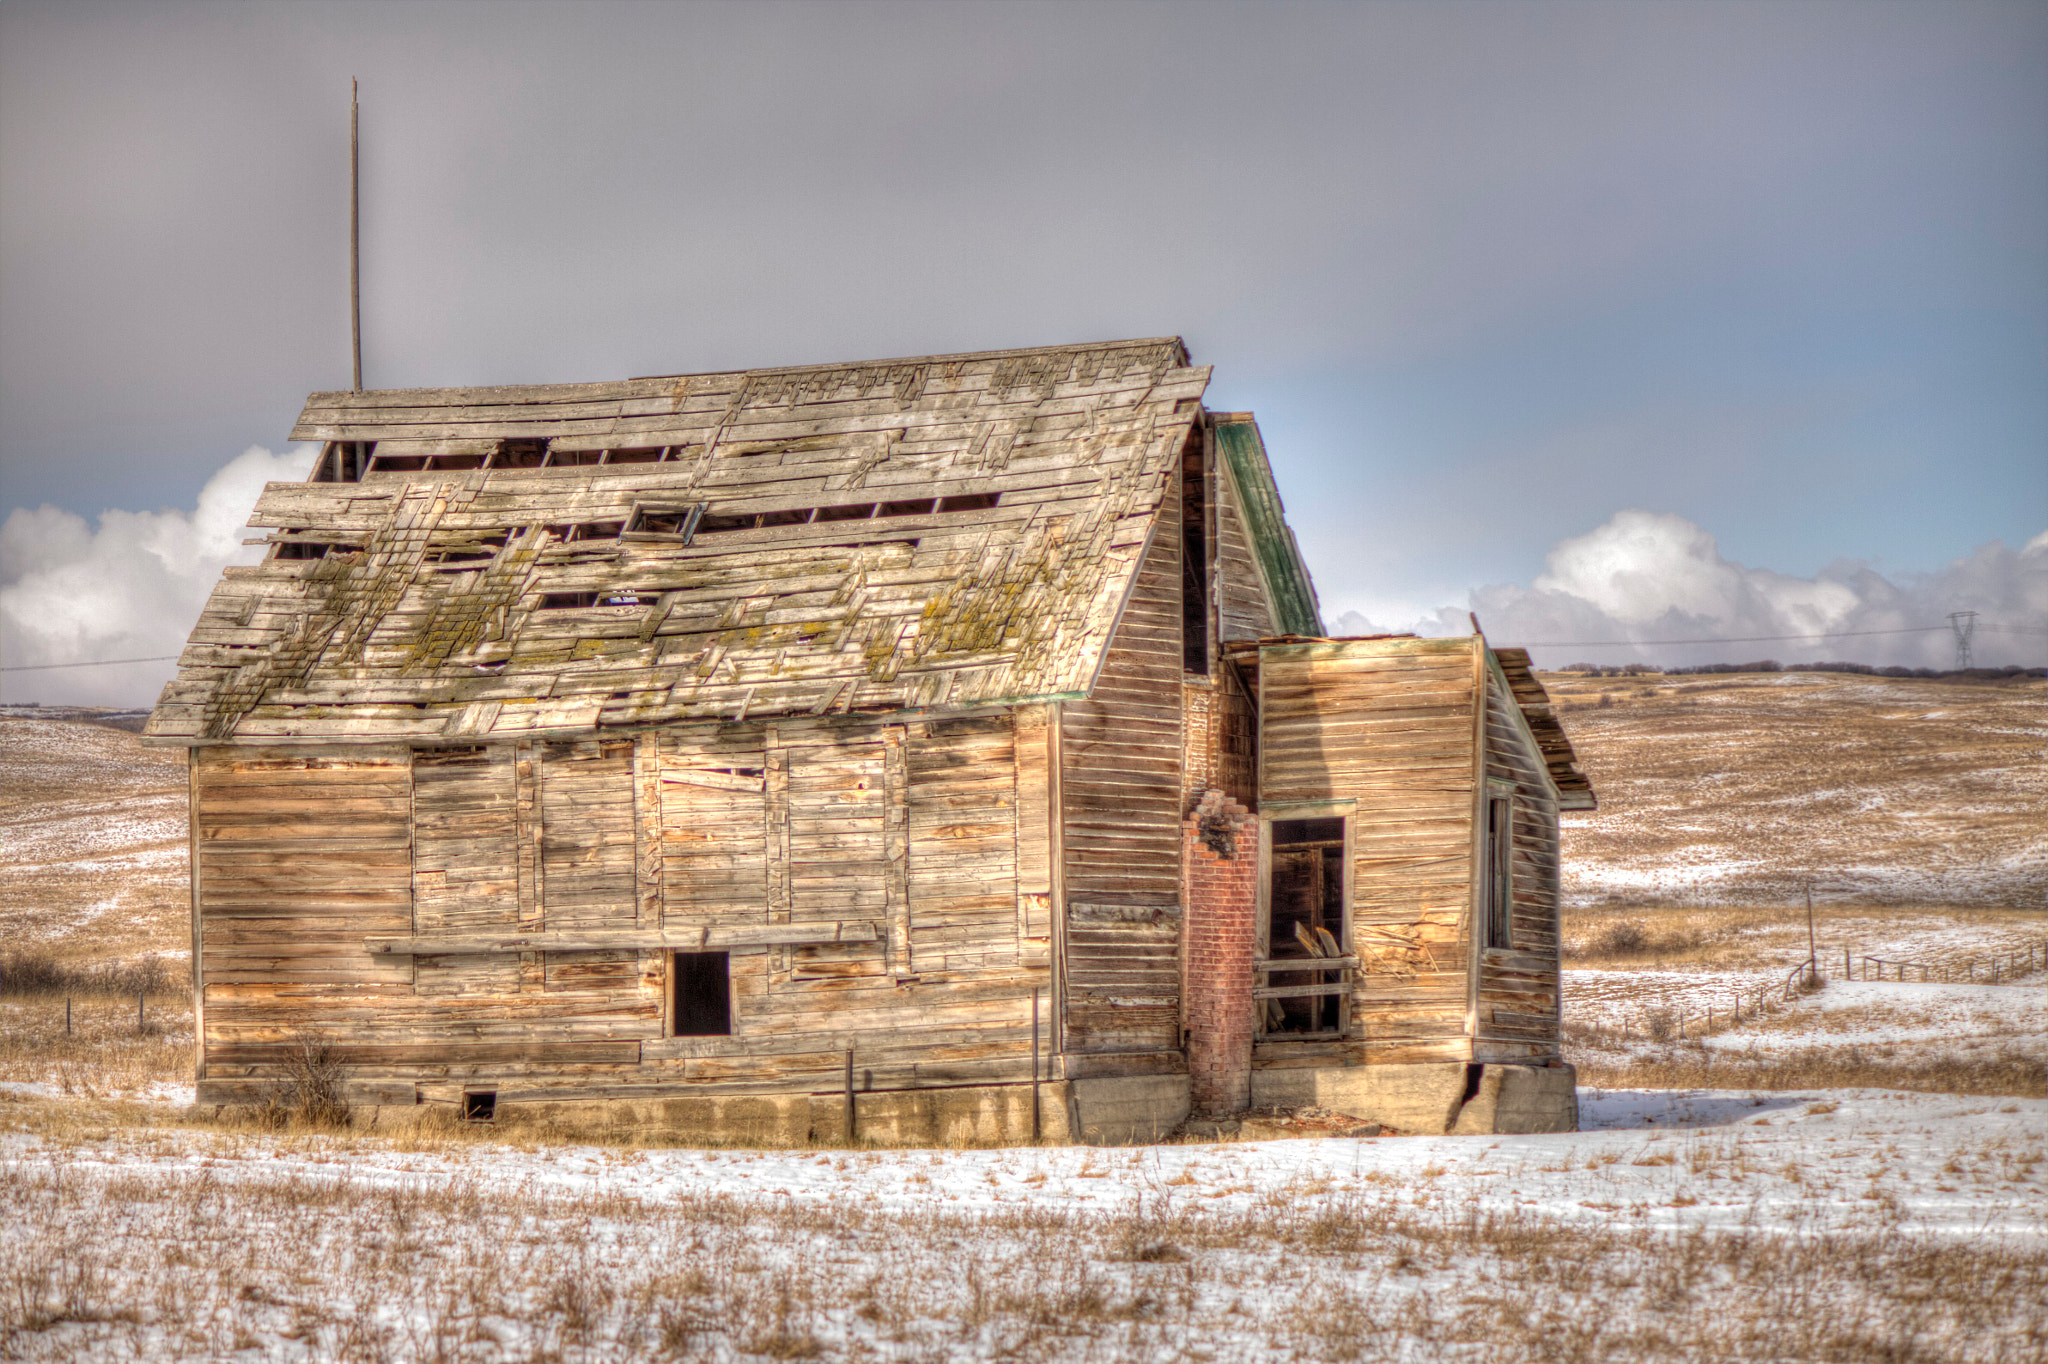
[1,655,180,673]
[1517,625,1946,648]
[1516,622,2046,649]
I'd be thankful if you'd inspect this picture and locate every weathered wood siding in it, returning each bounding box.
[1213,452,1276,644]
[411,745,521,996]
[195,745,649,1102]
[1059,465,1186,1055]
[907,714,1018,974]
[195,707,1061,1104]
[1475,658,1563,1062]
[656,724,768,932]
[1256,637,1481,1066]
[539,738,638,931]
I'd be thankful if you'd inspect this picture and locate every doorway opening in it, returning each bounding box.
[1262,816,1347,1036]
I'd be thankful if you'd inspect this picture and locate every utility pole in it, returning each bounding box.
[1947,611,1977,670]
[350,77,362,392]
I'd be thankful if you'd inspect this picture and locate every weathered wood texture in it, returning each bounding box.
[147,340,1211,744]
[1210,415,1320,637]
[411,745,521,996]
[1211,443,1277,644]
[1492,648,1595,810]
[1059,449,1187,1054]
[196,707,1062,1099]
[1474,654,1564,1063]
[1255,637,1482,1065]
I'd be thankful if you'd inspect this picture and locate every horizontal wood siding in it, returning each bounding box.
[908,714,1018,974]
[411,745,520,996]
[657,724,767,930]
[1061,470,1185,1055]
[1476,658,1563,1062]
[1214,456,1275,644]
[1257,638,1480,1065]
[539,739,637,931]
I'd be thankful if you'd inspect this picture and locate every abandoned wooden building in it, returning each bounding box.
[145,336,1594,1142]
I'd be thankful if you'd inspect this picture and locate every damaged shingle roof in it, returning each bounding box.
[145,338,1209,744]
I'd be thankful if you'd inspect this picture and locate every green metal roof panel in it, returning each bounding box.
[1214,415,1322,637]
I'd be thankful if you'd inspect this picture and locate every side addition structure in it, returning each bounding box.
[147,337,1592,1142]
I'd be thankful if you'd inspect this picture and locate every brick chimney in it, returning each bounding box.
[1182,789,1258,1116]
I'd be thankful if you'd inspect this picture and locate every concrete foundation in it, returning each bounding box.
[1250,1062,1577,1134]
[209,1073,1196,1148]
[489,1075,1192,1146]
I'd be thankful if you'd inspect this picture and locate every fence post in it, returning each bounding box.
[66,997,72,1036]
[843,1047,856,1145]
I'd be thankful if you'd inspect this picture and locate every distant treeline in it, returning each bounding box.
[1559,661,2046,680]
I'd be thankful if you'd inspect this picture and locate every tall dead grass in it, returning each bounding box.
[0,1156,2038,1363]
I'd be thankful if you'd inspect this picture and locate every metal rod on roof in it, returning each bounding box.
[350,77,362,392]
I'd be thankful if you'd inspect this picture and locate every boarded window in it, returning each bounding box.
[540,740,636,931]
[1484,795,1513,950]
[672,952,732,1035]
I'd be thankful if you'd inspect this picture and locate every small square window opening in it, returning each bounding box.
[672,952,733,1036]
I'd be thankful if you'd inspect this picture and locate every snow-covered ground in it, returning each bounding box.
[1,1088,2041,1362]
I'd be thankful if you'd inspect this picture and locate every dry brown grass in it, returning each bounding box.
[0,1150,2039,1363]
[1567,1034,2046,1098]
[0,717,188,967]
[1543,670,2046,909]
[1562,902,2048,972]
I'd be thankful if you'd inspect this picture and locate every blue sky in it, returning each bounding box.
[2,1,2043,700]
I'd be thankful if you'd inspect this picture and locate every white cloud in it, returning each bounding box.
[0,446,316,707]
[1330,511,2048,670]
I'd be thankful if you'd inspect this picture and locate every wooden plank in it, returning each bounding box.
[367,922,880,955]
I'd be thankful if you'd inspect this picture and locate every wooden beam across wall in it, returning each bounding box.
[365,922,880,957]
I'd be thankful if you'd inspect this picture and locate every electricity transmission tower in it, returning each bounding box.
[1947,611,1978,669]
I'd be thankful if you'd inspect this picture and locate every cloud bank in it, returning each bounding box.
[5,471,2040,713]
[1,446,315,707]
[1331,510,2048,671]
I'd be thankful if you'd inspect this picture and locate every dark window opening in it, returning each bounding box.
[695,510,760,534]
[494,438,550,468]
[672,952,732,1036]
[314,441,376,483]
[538,591,598,609]
[597,591,650,606]
[366,453,428,473]
[1182,442,1209,674]
[605,446,668,464]
[462,1090,497,1122]
[1262,817,1347,1036]
[429,453,487,470]
[546,448,605,467]
[681,495,999,537]
[1485,795,1513,950]
[275,540,356,561]
[545,522,624,542]
[626,504,704,539]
